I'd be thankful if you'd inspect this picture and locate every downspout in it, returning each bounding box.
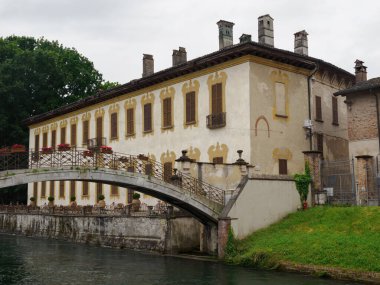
[307,64,319,150]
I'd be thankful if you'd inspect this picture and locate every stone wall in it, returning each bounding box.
[0,213,200,254]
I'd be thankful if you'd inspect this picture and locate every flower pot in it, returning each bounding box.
[98,200,106,208]
[30,201,36,207]
[70,201,77,207]
[131,199,141,212]
[101,149,113,154]
[48,201,54,208]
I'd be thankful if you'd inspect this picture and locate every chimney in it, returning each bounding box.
[239,34,252,44]
[294,30,308,56]
[142,54,154,77]
[217,20,234,49]
[258,14,274,47]
[172,47,187,66]
[354,59,367,83]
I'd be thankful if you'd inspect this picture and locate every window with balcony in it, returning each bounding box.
[70,124,77,147]
[42,132,48,148]
[50,181,55,198]
[82,181,89,197]
[51,130,56,149]
[207,83,226,128]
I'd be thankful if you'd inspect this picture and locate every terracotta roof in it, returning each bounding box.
[334,77,380,96]
[24,41,354,126]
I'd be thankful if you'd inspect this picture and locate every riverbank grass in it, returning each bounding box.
[227,206,380,273]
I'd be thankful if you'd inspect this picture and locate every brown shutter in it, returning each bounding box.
[163,98,171,127]
[70,181,76,198]
[110,113,118,139]
[82,181,89,196]
[51,130,56,148]
[212,84,217,115]
[96,117,103,146]
[60,127,66,144]
[213,156,223,164]
[212,83,223,114]
[145,163,152,175]
[111,185,118,196]
[34,134,40,151]
[82,120,89,144]
[332,97,338,124]
[127,189,134,203]
[43,133,48,148]
[71,124,77,146]
[41,181,46,198]
[127,108,134,135]
[96,183,103,202]
[315,96,322,121]
[50,181,55,197]
[317,133,324,154]
[279,159,288,175]
[186,92,195,123]
[163,162,172,182]
[59,181,65,198]
[144,103,152,132]
[33,182,38,199]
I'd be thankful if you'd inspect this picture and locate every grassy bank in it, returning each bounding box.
[226,206,380,275]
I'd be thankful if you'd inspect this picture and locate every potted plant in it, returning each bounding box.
[57,143,70,151]
[0,147,10,156]
[70,196,77,207]
[294,162,312,210]
[42,146,53,154]
[131,192,141,211]
[100,146,113,154]
[83,150,94,157]
[11,144,26,153]
[48,196,55,207]
[29,196,36,207]
[98,194,106,208]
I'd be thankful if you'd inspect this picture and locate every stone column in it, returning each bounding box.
[302,151,322,206]
[355,155,374,205]
[217,218,231,259]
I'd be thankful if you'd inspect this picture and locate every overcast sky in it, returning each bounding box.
[1,0,379,83]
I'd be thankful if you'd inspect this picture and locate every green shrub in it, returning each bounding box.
[294,162,312,204]
[48,196,54,202]
[98,194,105,201]
[132,193,140,199]
[224,227,237,259]
[70,196,76,202]
[29,197,36,202]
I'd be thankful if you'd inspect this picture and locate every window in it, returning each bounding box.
[213,157,224,164]
[70,181,76,198]
[162,98,172,128]
[50,181,55,198]
[185,91,196,124]
[34,134,40,151]
[126,108,134,136]
[127,189,134,204]
[51,130,56,148]
[82,181,89,196]
[70,124,77,147]
[111,185,119,196]
[163,162,172,182]
[41,181,46,198]
[211,83,223,115]
[279,159,288,175]
[59,181,65,198]
[145,163,153,175]
[82,120,89,145]
[315,96,322,121]
[60,127,66,144]
[316,133,324,154]
[96,183,103,202]
[332,97,339,125]
[143,103,152,132]
[42,133,48,148]
[33,182,38,198]
[110,112,118,139]
[96,117,103,140]
[275,82,286,117]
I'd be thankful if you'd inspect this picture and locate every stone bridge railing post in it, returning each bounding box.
[175,150,193,175]
[303,150,322,206]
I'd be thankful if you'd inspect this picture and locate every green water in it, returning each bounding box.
[0,234,359,285]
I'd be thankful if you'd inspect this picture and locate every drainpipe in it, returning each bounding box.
[307,64,319,150]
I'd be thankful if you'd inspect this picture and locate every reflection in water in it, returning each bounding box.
[0,234,359,285]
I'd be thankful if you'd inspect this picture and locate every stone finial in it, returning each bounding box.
[294,30,308,56]
[217,20,235,50]
[175,150,193,162]
[354,59,367,83]
[239,34,251,43]
[172,47,187,66]
[258,14,274,47]
[142,54,154,77]
[233,150,248,165]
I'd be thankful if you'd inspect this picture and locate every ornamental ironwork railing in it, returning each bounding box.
[0,148,225,205]
[206,112,226,129]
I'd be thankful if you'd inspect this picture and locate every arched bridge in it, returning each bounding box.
[0,148,225,224]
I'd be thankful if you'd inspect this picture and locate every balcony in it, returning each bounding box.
[87,137,107,150]
[206,112,226,129]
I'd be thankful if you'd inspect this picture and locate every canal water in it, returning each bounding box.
[0,234,359,285]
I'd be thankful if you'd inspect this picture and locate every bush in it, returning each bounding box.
[29,197,35,202]
[98,194,105,201]
[294,162,312,205]
[132,193,140,199]
[70,196,76,202]
[225,227,237,259]
[48,196,54,202]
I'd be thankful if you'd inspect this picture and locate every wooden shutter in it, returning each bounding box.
[59,181,65,198]
[111,113,118,139]
[144,103,152,132]
[42,133,47,147]
[96,117,103,139]
[145,163,152,175]
[82,120,89,144]
[315,96,322,121]
[163,98,171,127]
[212,83,222,114]
[186,91,195,123]
[82,181,89,196]
[111,185,119,196]
[127,108,134,135]
[51,130,56,148]
[279,159,288,175]
[41,181,46,198]
[332,97,338,124]
[71,124,77,146]
[33,182,38,198]
[163,162,172,182]
[213,156,223,164]
[60,127,66,144]
[50,181,55,198]
[127,189,134,203]
[96,183,103,202]
[317,133,324,154]
[70,181,76,198]
[34,134,40,151]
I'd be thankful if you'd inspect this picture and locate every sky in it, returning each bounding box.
[1,0,380,84]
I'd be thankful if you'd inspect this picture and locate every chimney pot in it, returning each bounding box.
[294,30,308,56]
[172,47,187,66]
[239,34,252,43]
[258,14,274,47]
[142,54,154,77]
[217,20,235,50]
[354,59,367,83]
